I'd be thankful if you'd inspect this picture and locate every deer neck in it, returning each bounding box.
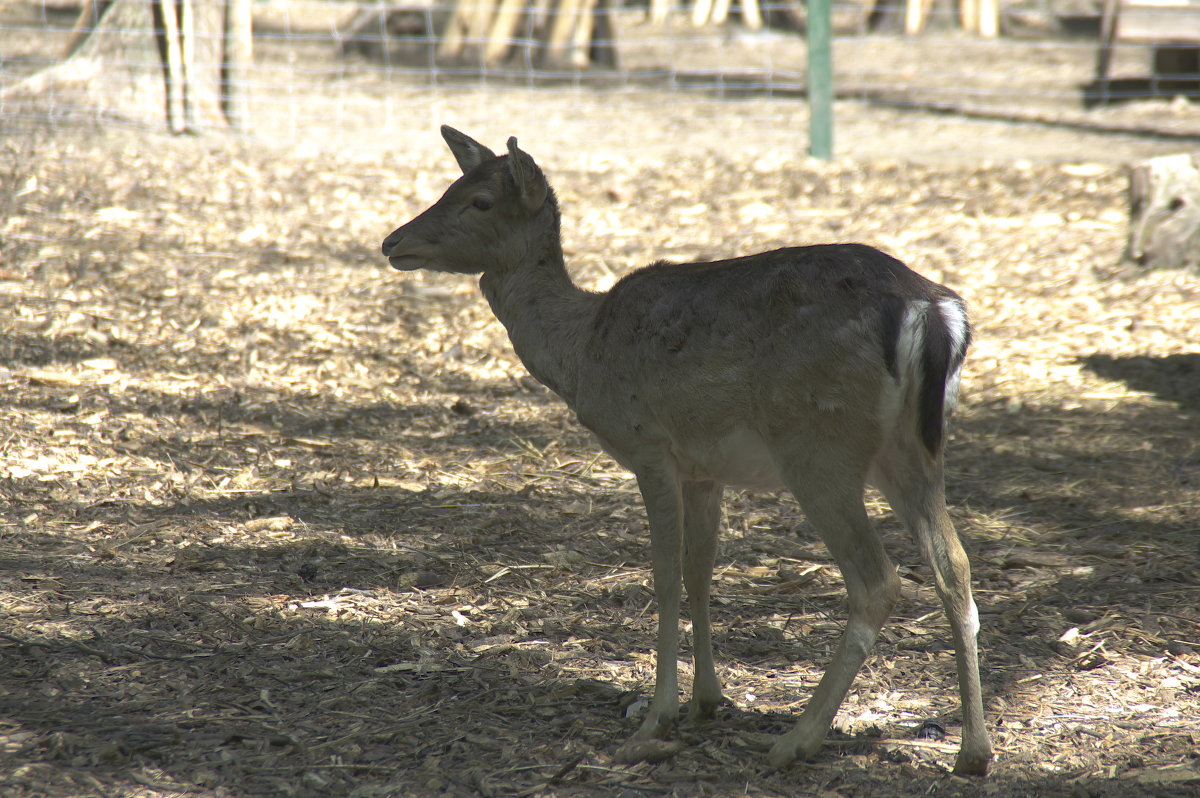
[479,246,596,408]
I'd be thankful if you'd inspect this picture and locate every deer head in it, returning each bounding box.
[382,126,554,276]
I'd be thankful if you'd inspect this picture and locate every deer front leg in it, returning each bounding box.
[630,467,685,742]
[682,480,723,722]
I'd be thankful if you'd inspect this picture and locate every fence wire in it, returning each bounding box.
[1,0,1199,153]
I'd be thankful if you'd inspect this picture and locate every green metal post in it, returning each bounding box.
[807,0,834,160]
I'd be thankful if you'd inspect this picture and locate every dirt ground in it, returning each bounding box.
[2,8,1200,798]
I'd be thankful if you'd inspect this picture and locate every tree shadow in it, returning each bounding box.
[1080,353,1200,412]
[2,327,1198,794]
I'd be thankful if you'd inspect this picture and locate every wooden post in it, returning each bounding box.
[224,0,253,130]
[180,0,197,129]
[1095,0,1122,95]
[154,0,187,133]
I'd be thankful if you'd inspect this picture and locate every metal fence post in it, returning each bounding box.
[807,0,834,159]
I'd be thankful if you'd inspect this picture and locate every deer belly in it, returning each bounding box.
[673,427,783,490]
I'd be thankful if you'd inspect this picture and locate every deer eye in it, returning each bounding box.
[471,197,494,211]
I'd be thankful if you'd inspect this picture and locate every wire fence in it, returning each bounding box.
[1,0,1200,151]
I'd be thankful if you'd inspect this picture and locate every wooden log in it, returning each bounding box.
[467,0,500,50]
[1128,153,1200,270]
[570,0,598,67]
[976,0,998,37]
[436,0,615,69]
[742,0,764,30]
[64,0,115,57]
[588,0,619,68]
[485,0,526,63]
[337,4,445,64]
[437,0,470,59]
[904,0,935,33]
[440,0,499,60]
[545,0,581,65]
[960,0,978,34]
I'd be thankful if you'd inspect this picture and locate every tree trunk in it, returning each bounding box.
[2,0,251,133]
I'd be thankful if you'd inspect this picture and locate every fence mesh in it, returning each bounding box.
[1,0,1199,156]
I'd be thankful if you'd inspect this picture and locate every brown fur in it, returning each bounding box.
[381,127,993,775]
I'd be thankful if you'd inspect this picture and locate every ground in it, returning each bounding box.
[1,7,1199,798]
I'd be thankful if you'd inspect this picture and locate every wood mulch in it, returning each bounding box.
[0,119,1197,797]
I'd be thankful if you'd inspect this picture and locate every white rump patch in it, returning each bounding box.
[878,301,927,434]
[938,298,969,356]
[938,298,969,414]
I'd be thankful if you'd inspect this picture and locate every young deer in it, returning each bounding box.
[381,127,993,776]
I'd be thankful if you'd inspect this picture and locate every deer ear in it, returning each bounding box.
[441,125,495,174]
[506,136,548,212]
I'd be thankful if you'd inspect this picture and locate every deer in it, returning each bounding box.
[380,126,994,776]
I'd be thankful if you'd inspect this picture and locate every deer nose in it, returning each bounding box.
[382,228,404,256]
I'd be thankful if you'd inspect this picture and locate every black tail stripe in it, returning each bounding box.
[918,303,953,456]
[878,294,908,380]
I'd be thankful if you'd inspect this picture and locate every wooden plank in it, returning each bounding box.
[1096,0,1122,82]
[1117,1,1200,43]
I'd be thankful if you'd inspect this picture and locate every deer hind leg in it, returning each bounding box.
[769,468,901,769]
[871,450,993,776]
[682,480,724,722]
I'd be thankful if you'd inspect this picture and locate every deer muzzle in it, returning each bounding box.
[382,228,424,271]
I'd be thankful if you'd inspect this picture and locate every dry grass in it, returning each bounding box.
[0,116,1197,798]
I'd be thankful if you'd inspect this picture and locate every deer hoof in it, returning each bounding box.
[614,738,684,765]
[952,749,992,776]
